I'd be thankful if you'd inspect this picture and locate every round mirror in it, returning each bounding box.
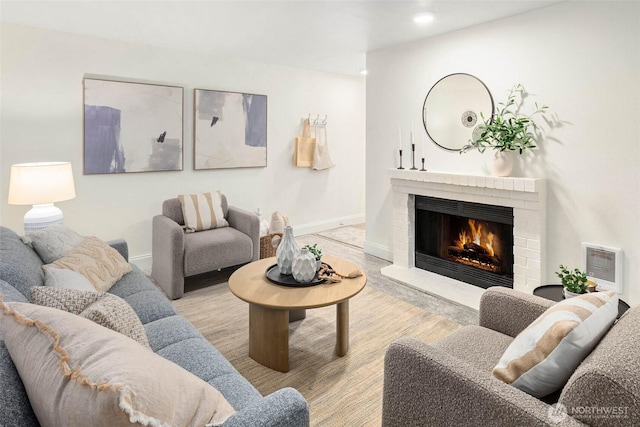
[422,73,494,152]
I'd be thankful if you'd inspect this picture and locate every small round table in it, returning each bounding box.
[228,256,367,372]
[533,285,630,319]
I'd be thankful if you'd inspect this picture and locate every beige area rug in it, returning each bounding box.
[173,280,463,426]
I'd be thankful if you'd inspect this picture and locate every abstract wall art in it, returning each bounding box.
[194,88,267,169]
[83,78,184,174]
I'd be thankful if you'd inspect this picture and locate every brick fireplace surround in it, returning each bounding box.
[381,170,546,310]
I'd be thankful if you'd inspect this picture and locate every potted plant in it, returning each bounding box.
[555,264,588,298]
[303,244,323,271]
[462,84,548,176]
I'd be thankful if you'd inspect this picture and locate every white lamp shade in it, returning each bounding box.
[8,162,76,205]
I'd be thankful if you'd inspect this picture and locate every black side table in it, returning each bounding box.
[533,284,630,319]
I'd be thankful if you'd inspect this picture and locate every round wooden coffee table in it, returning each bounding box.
[228,256,367,372]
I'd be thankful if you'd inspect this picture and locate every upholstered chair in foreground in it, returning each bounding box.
[383,286,639,426]
[152,194,259,299]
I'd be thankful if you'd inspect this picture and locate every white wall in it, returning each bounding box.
[1,23,366,265]
[365,2,640,304]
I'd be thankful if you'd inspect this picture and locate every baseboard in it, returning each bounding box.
[363,240,392,261]
[130,254,152,274]
[293,214,365,236]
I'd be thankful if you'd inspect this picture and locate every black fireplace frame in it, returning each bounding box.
[414,195,514,289]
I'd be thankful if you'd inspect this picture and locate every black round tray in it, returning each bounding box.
[265,263,329,287]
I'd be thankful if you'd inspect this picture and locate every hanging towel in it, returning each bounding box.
[312,123,334,170]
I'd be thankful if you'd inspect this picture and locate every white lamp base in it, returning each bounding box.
[24,203,64,233]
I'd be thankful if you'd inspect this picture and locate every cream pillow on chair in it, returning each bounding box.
[178,191,228,233]
[492,291,618,397]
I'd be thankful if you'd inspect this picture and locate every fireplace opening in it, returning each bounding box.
[415,196,514,289]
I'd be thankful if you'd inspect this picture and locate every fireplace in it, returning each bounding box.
[415,196,514,289]
[381,170,545,309]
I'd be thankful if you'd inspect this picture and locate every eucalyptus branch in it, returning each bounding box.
[465,84,549,155]
[303,243,322,260]
[556,264,588,294]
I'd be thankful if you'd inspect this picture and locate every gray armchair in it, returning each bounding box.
[383,286,640,426]
[151,195,259,299]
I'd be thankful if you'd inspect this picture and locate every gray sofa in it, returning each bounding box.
[382,286,639,426]
[0,226,309,426]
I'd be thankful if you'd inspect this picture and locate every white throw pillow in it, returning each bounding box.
[44,267,95,291]
[492,291,618,397]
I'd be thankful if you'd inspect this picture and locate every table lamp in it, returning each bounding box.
[8,162,76,232]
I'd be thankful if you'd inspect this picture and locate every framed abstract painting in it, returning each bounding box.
[83,78,184,174]
[194,88,267,169]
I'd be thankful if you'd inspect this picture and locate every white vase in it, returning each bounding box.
[276,226,299,275]
[563,288,584,299]
[292,247,317,283]
[492,150,514,177]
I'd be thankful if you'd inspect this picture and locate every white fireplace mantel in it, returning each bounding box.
[381,169,546,310]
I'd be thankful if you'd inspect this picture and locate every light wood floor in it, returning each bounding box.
[173,226,479,426]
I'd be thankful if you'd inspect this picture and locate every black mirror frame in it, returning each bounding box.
[422,73,494,152]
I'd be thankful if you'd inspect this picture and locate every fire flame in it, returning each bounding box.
[457,230,469,247]
[469,219,481,245]
[455,219,496,257]
[486,232,495,257]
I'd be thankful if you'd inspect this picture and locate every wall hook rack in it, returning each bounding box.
[304,114,328,125]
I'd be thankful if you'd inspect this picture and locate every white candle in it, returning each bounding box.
[398,127,402,151]
[411,124,414,147]
[422,136,425,158]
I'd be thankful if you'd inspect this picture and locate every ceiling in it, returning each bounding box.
[1,1,562,75]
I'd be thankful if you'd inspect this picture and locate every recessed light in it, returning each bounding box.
[413,12,435,25]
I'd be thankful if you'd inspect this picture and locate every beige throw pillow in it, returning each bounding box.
[43,236,132,292]
[492,291,618,397]
[0,298,236,427]
[178,191,229,233]
[30,286,150,348]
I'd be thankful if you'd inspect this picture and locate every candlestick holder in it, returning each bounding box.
[397,149,404,169]
[410,144,418,170]
[420,158,426,171]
